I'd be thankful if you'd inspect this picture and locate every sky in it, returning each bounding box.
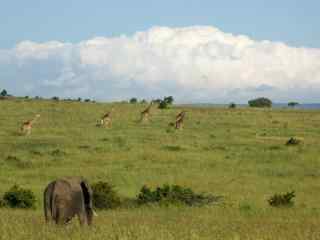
[0,0,319,103]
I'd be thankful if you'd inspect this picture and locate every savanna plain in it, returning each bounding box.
[0,99,320,240]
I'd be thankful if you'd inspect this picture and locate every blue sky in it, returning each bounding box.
[1,0,319,49]
[0,0,319,103]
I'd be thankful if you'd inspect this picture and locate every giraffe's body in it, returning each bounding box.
[21,114,40,135]
[140,102,153,122]
[175,111,186,129]
[100,109,114,128]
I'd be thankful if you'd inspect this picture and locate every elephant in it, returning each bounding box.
[44,177,96,225]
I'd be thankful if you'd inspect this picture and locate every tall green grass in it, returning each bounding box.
[0,98,320,239]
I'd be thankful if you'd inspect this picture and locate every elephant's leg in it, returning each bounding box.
[54,207,67,225]
[44,195,50,223]
[77,212,88,226]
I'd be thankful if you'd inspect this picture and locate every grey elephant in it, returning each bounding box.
[44,177,97,225]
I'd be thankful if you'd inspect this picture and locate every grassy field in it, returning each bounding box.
[0,98,320,239]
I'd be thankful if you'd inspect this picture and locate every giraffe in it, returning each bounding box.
[175,111,186,130]
[99,108,114,128]
[140,102,153,123]
[21,114,40,135]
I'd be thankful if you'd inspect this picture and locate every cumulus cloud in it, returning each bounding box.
[0,26,320,103]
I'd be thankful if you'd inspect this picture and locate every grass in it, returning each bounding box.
[0,98,320,239]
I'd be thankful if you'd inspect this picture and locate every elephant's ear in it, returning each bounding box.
[80,180,93,208]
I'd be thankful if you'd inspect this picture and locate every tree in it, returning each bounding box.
[158,96,174,109]
[52,96,59,101]
[129,98,138,104]
[164,96,174,105]
[158,100,169,109]
[0,89,8,97]
[248,97,272,108]
[229,102,236,109]
[288,102,299,108]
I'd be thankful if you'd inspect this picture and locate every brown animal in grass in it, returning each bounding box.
[140,102,153,123]
[99,108,114,128]
[21,114,40,135]
[175,111,186,129]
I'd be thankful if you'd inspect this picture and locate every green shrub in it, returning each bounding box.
[158,100,169,109]
[268,191,295,207]
[164,96,174,104]
[248,97,272,108]
[92,181,121,209]
[137,184,220,207]
[3,185,36,209]
[229,103,236,109]
[158,96,174,109]
[286,137,301,146]
[1,89,8,97]
[50,149,66,156]
[288,102,299,108]
[129,98,138,104]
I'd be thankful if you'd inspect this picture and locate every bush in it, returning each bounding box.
[137,184,220,207]
[288,102,299,108]
[84,99,91,102]
[164,96,174,105]
[158,96,174,109]
[158,100,169,109]
[1,89,8,97]
[286,137,301,146]
[52,96,59,101]
[3,185,36,209]
[92,181,121,209]
[129,98,138,104]
[268,191,295,207]
[248,97,272,108]
[229,103,236,109]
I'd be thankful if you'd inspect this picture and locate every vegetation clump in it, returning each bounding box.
[137,184,220,207]
[1,89,8,97]
[52,96,59,101]
[2,185,36,209]
[92,181,121,209]
[129,97,138,104]
[268,191,295,207]
[158,96,174,109]
[286,137,301,146]
[288,102,299,108]
[248,97,272,108]
[229,102,236,109]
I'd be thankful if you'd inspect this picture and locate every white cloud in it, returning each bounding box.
[0,26,320,103]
